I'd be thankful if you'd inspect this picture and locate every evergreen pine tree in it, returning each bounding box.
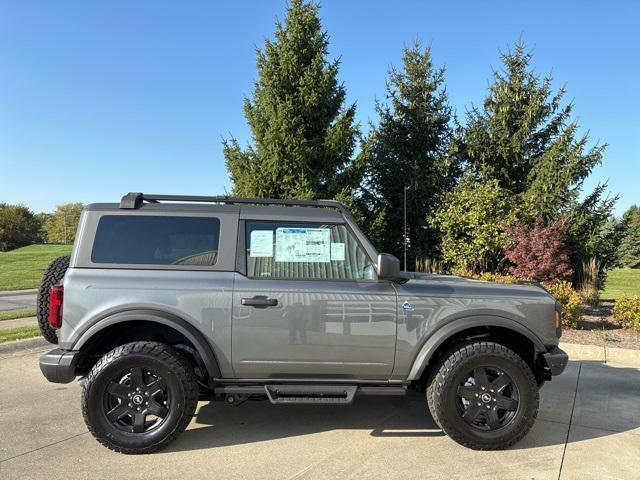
[363,41,455,265]
[617,205,640,267]
[223,0,360,200]
[459,41,604,220]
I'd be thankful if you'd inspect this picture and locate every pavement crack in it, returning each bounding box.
[557,361,582,480]
[0,431,88,464]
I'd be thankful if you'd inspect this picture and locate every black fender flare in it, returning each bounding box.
[406,315,546,381]
[72,309,221,378]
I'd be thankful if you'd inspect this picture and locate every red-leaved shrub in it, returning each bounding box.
[504,218,573,283]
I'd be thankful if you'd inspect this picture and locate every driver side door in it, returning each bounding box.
[231,221,397,380]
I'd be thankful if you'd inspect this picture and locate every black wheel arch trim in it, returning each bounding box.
[71,309,222,379]
[407,315,547,381]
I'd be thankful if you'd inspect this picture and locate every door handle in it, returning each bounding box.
[241,296,278,308]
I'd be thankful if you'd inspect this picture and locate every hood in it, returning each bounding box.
[399,272,552,299]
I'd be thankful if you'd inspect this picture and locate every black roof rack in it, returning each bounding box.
[119,192,349,215]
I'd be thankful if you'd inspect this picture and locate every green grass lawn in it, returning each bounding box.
[601,268,640,301]
[0,308,36,321]
[0,325,40,343]
[0,244,72,291]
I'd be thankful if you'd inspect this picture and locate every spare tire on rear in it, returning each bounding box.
[36,255,70,344]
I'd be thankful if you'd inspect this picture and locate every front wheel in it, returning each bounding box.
[82,342,198,454]
[426,341,539,450]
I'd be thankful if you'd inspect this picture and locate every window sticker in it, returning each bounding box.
[249,230,274,257]
[330,242,345,261]
[275,227,331,262]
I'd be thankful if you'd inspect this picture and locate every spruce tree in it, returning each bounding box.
[459,41,604,220]
[223,0,360,200]
[363,41,455,265]
[616,205,640,267]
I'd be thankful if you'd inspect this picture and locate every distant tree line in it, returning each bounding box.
[0,203,83,251]
[224,0,636,289]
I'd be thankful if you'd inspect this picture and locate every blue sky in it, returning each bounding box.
[1,0,638,215]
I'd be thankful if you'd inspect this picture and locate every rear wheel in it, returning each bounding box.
[82,342,198,454]
[426,341,538,450]
[36,255,70,344]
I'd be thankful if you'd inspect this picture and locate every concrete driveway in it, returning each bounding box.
[1,340,638,480]
[0,289,37,312]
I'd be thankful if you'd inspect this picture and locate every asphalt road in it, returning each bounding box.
[1,339,639,479]
[0,290,37,312]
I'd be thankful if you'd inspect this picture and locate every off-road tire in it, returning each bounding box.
[82,342,199,454]
[426,341,539,450]
[36,255,70,344]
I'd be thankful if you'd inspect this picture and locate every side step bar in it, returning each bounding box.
[213,384,407,404]
[264,385,357,404]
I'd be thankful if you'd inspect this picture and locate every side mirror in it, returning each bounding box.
[377,253,401,281]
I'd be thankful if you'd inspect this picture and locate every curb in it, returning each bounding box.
[0,336,48,357]
[0,316,37,331]
[560,341,640,367]
[0,289,38,297]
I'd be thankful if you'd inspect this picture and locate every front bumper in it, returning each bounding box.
[40,349,81,383]
[542,346,569,376]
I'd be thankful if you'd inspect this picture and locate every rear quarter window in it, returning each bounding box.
[91,215,220,266]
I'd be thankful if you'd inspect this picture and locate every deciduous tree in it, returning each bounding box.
[0,203,41,251]
[504,218,573,282]
[431,178,516,273]
[44,203,84,244]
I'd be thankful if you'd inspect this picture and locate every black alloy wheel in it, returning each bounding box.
[455,366,519,431]
[103,367,170,434]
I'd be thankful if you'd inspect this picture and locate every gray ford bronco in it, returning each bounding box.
[38,192,568,454]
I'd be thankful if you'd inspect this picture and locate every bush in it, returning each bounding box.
[452,269,518,283]
[543,281,582,328]
[504,218,573,283]
[613,295,640,331]
[432,178,516,273]
[474,272,518,284]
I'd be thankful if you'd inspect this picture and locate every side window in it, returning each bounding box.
[246,222,375,280]
[91,215,220,266]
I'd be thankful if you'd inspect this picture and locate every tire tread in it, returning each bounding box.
[426,341,539,450]
[81,341,199,454]
[36,255,70,344]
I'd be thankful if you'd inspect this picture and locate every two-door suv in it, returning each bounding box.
[38,192,568,454]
